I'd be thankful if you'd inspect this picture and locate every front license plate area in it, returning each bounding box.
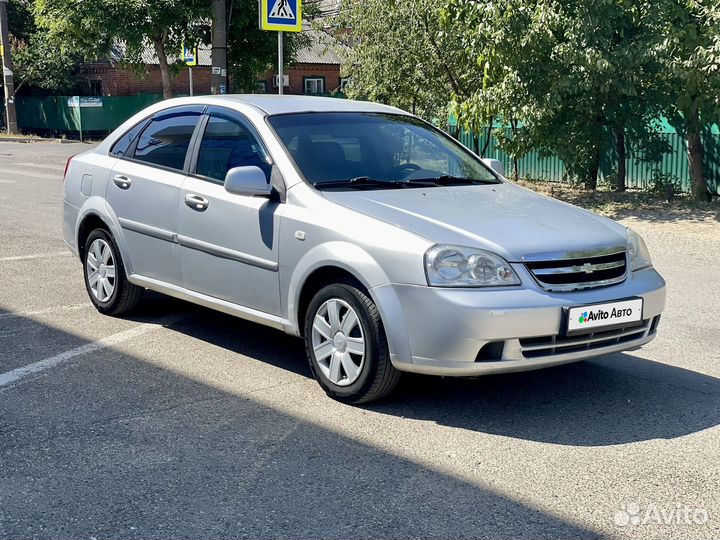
[565,298,643,336]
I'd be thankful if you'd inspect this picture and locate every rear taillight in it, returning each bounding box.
[63,155,74,182]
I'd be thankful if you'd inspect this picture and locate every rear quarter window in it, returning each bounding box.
[110,119,150,158]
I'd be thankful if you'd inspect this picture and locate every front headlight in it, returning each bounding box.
[425,245,521,287]
[627,228,653,271]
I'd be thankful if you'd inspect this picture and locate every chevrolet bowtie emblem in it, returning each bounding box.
[573,262,595,274]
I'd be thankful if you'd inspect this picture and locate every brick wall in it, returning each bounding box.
[80,63,212,96]
[260,63,343,95]
[80,62,342,97]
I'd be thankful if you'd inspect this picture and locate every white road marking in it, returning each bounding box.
[0,303,91,319]
[0,168,62,180]
[0,315,187,388]
[12,162,65,172]
[0,252,70,262]
[0,180,16,184]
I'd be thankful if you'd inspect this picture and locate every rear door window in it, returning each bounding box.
[132,108,203,171]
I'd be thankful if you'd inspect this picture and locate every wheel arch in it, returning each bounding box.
[75,198,132,273]
[286,241,391,335]
[296,266,369,337]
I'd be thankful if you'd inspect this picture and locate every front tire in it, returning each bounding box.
[83,229,143,315]
[304,281,401,404]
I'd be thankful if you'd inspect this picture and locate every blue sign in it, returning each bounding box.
[182,44,198,67]
[259,0,302,32]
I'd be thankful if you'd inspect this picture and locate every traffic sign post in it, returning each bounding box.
[182,44,198,96]
[259,0,302,95]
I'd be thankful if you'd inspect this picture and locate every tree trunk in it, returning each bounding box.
[511,117,519,181]
[616,126,626,192]
[153,33,173,100]
[480,122,493,158]
[686,103,710,201]
[585,147,600,190]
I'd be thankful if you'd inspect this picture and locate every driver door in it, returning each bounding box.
[178,106,283,316]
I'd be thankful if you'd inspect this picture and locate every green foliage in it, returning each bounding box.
[337,0,481,122]
[651,0,720,199]
[35,0,209,62]
[34,0,211,97]
[648,170,682,195]
[7,0,34,41]
[341,0,720,193]
[7,0,81,94]
[444,0,672,188]
[226,0,308,92]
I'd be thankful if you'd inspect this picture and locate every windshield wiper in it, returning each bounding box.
[315,177,407,189]
[408,175,500,186]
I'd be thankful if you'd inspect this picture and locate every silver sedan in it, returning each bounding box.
[62,95,666,403]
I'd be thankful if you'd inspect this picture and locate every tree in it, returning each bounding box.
[653,0,720,201]
[7,0,81,94]
[444,0,670,189]
[337,0,482,126]
[35,0,210,99]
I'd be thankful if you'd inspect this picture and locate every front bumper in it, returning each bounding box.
[372,266,666,376]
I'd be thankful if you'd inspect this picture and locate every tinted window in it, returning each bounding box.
[132,111,201,171]
[268,112,499,186]
[195,112,271,182]
[110,119,149,157]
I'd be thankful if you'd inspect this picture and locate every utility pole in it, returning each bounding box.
[211,0,227,94]
[0,0,18,134]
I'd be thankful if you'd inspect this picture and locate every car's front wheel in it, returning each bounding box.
[304,281,401,404]
[83,228,143,315]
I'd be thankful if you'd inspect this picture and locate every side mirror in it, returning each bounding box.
[482,158,505,177]
[224,166,272,197]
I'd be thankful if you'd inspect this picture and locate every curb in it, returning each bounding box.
[0,137,84,144]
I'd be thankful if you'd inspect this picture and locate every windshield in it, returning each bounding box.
[267,112,501,189]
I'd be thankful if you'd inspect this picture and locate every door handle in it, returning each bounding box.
[185,194,209,211]
[112,175,132,190]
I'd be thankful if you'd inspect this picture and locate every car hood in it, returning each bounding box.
[322,182,628,262]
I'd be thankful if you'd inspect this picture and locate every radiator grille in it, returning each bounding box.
[525,250,627,291]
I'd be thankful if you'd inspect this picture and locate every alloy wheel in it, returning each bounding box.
[311,298,366,386]
[86,238,116,302]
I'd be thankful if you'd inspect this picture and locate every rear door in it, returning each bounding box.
[107,105,204,285]
[178,106,283,316]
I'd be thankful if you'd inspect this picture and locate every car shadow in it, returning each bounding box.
[372,357,720,447]
[127,293,720,448]
[1,304,596,539]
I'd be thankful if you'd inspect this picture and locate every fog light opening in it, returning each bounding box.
[475,341,506,362]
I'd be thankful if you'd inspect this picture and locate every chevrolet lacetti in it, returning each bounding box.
[62,95,666,403]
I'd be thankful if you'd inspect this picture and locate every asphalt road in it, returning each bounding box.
[0,141,718,540]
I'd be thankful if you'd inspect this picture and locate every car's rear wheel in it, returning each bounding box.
[83,229,143,315]
[304,281,401,404]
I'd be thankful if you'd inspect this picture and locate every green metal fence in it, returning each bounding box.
[16,94,169,140]
[12,94,720,194]
[451,126,720,195]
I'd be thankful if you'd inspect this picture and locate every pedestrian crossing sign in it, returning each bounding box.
[259,0,302,32]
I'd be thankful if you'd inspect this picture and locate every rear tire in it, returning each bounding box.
[83,228,143,315]
[304,280,401,404]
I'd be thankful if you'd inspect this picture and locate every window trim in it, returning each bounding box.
[188,105,275,186]
[303,76,326,95]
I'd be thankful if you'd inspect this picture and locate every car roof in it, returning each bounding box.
[197,94,410,116]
